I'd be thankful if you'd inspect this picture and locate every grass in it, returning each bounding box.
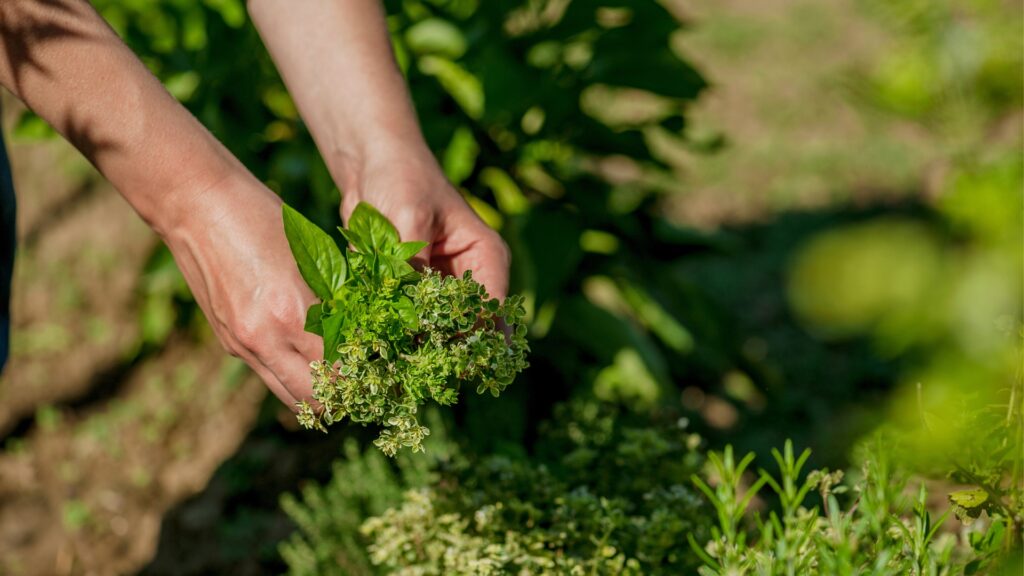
[662,0,1020,227]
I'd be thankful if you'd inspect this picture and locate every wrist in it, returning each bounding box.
[327,135,443,201]
[141,151,250,241]
[105,108,250,240]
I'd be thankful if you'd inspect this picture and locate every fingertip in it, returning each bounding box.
[282,354,315,402]
[293,330,322,364]
[479,244,511,302]
[249,360,300,408]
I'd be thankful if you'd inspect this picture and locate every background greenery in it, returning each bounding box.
[0,0,1020,574]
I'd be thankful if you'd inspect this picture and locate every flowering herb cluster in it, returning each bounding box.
[282,202,529,455]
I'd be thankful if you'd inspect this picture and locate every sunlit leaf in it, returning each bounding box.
[283,204,347,300]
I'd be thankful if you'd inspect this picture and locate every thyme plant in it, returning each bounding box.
[282,202,529,455]
[692,439,1016,576]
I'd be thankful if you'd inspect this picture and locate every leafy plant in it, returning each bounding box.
[283,408,1019,576]
[279,409,456,576]
[282,202,529,455]
[281,401,711,576]
[691,438,1015,576]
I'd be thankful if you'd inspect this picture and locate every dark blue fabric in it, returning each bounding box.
[0,124,14,375]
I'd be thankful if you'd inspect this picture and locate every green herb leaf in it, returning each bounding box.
[339,227,370,255]
[321,311,346,364]
[392,296,418,329]
[379,254,417,281]
[348,202,400,254]
[949,488,990,525]
[283,205,347,300]
[292,202,529,456]
[393,240,429,261]
[304,303,324,336]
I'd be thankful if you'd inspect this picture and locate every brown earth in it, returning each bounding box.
[0,342,264,576]
[0,97,268,575]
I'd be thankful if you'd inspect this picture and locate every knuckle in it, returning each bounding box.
[233,317,265,353]
[243,297,305,349]
[267,298,301,328]
[393,206,434,237]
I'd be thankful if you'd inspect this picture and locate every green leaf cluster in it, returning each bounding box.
[282,202,529,456]
[692,438,1015,576]
[282,401,711,576]
[283,405,1019,576]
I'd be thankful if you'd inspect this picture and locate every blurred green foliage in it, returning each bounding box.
[785,0,1023,550]
[860,0,1022,127]
[693,437,1018,575]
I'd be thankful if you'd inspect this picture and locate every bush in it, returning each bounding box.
[282,401,710,576]
[694,438,1014,576]
[282,403,1020,575]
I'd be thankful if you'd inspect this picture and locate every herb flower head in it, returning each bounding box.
[283,202,529,455]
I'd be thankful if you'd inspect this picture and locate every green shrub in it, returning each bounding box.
[281,401,710,575]
[283,404,1019,576]
[692,438,1012,576]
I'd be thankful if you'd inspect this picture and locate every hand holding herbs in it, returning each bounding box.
[282,202,529,456]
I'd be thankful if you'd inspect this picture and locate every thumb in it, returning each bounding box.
[469,239,510,302]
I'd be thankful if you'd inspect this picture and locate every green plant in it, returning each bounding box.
[691,438,1015,576]
[279,417,454,576]
[897,370,1024,562]
[282,401,711,576]
[282,202,529,455]
[284,412,1019,576]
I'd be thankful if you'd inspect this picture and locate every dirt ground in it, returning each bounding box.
[0,96,269,575]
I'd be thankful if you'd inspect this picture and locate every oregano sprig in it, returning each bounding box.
[282,202,529,456]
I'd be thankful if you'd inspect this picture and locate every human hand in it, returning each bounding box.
[340,154,511,301]
[161,171,321,407]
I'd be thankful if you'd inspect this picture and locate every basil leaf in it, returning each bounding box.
[379,254,417,281]
[283,204,347,300]
[304,303,324,336]
[339,227,369,255]
[322,311,346,364]
[393,240,429,261]
[348,202,400,254]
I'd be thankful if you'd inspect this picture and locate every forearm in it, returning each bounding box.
[0,0,241,236]
[247,0,435,194]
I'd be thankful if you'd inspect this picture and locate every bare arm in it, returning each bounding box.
[0,0,320,406]
[247,0,425,193]
[0,0,233,233]
[248,0,510,299]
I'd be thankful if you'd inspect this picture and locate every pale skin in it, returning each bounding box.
[0,0,509,407]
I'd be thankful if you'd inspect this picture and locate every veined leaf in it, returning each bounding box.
[348,202,400,254]
[322,311,346,364]
[283,204,347,300]
[379,254,417,281]
[304,303,324,336]
[394,240,429,261]
[339,227,369,255]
